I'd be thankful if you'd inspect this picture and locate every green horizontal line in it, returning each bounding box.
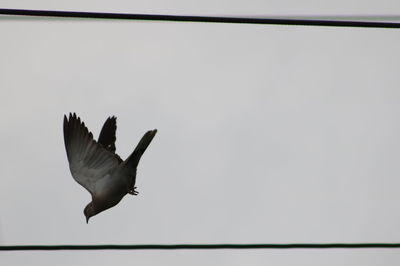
[2,243,400,251]
[1,8,400,28]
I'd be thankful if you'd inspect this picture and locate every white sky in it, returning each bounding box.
[1,1,400,265]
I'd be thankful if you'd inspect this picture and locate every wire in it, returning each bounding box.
[1,8,400,28]
[250,15,400,21]
[2,243,400,251]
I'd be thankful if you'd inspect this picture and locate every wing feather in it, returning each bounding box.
[97,116,123,163]
[98,116,117,153]
[63,113,120,194]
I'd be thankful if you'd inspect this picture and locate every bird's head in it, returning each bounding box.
[83,203,96,224]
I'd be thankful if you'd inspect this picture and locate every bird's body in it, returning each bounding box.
[63,113,157,222]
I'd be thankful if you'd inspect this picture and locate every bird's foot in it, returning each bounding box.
[128,187,139,195]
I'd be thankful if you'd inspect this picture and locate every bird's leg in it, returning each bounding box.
[128,187,139,195]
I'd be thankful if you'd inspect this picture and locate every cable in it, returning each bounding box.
[2,243,400,251]
[250,15,400,21]
[1,8,400,28]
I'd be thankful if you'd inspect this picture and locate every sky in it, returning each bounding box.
[1,1,400,265]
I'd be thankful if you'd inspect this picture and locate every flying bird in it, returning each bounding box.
[63,113,157,223]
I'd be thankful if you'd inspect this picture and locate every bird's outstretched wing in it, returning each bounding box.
[63,113,120,194]
[97,116,123,163]
[98,116,117,153]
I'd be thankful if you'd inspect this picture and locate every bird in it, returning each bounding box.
[63,113,157,223]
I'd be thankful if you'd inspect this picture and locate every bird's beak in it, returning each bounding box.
[86,216,89,224]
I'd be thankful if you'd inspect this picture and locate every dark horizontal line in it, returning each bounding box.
[1,8,400,28]
[2,243,400,251]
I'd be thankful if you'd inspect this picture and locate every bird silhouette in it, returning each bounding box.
[63,113,157,223]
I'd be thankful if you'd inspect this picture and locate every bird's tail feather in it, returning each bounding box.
[126,129,157,168]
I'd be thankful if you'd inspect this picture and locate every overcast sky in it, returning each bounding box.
[1,1,400,265]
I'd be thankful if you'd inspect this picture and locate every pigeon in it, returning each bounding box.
[63,113,157,223]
